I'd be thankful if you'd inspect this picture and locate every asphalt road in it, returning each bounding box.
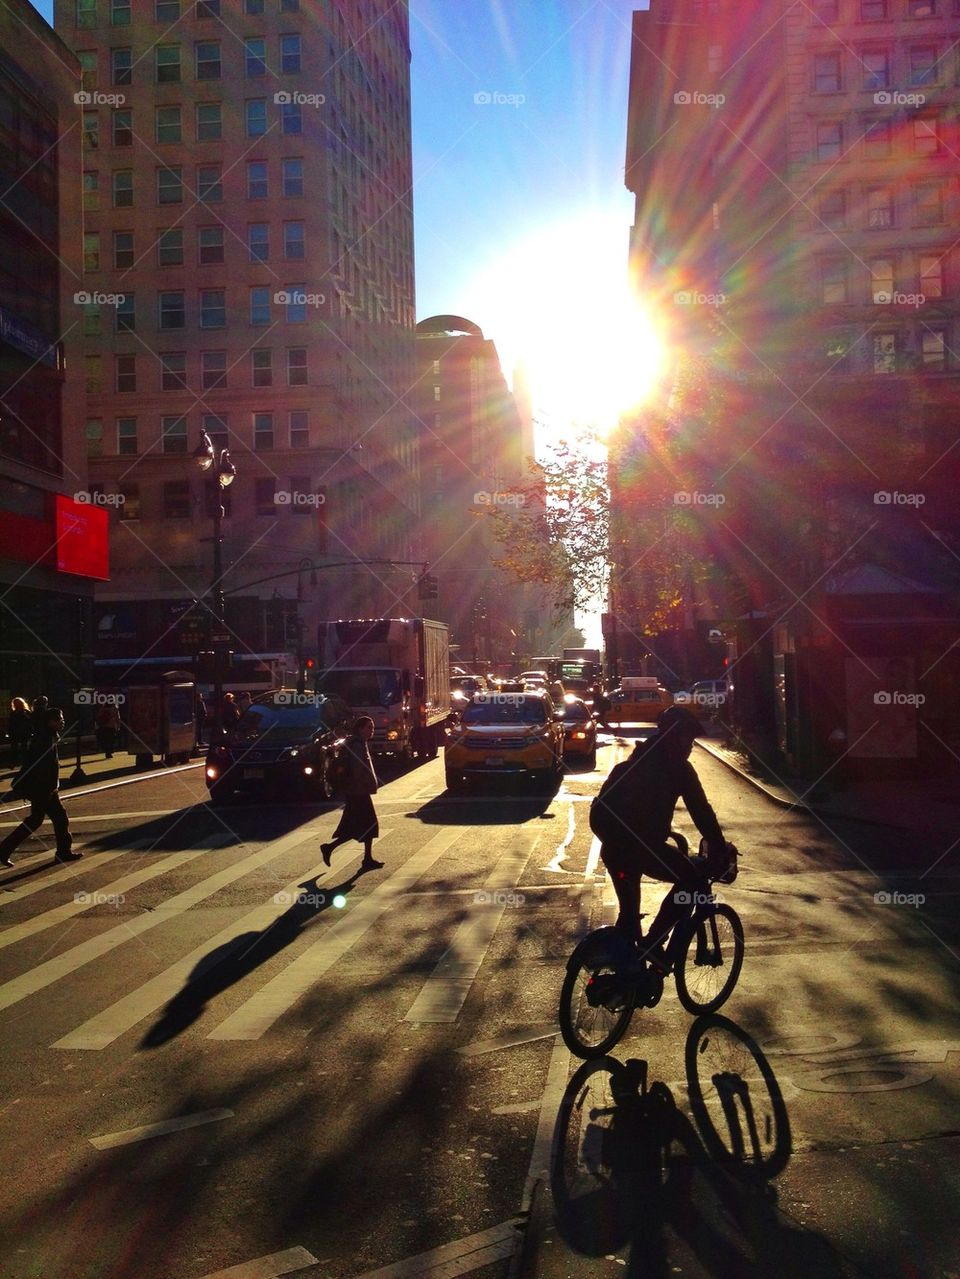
[0,735,957,1279]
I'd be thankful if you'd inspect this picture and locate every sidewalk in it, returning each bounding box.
[696,734,960,845]
[1,746,203,792]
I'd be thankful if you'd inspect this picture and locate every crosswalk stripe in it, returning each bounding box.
[207,826,464,1041]
[54,852,337,1050]
[404,837,536,1024]
[89,1107,234,1150]
[0,822,331,1016]
[351,1220,520,1279]
[0,851,125,905]
[198,1246,319,1279]
[0,850,207,950]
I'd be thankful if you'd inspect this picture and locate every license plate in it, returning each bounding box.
[485,756,503,766]
[243,767,265,780]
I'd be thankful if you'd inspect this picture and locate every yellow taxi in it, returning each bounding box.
[558,696,598,767]
[608,678,674,724]
[444,690,563,790]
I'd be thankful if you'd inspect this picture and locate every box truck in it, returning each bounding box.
[315,618,451,759]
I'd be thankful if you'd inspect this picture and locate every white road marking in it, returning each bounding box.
[0,851,125,904]
[521,1031,571,1213]
[198,1246,319,1279]
[55,852,339,1049]
[458,1024,558,1057]
[89,1107,233,1149]
[0,850,208,950]
[544,801,576,873]
[0,823,329,1016]
[208,827,464,1041]
[351,1220,520,1279]
[404,836,537,1024]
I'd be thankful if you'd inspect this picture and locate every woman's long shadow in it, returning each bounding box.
[140,868,363,1048]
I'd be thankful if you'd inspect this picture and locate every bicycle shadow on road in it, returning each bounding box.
[548,1014,844,1278]
[139,868,363,1048]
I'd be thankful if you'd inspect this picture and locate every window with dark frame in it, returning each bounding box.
[196,41,221,80]
[114,229,134,267]
[201,350,227,389]
[197,101,222,140]
[814,52,842,92]
[289,409,308,447]
[159,290,185,328]
[117,418,137,456]
[248,160,268,199]
[156,44,181,83]
[253,412,274,450]
[816,120,843,160]
[252,348,272,386]
[200,289,226,328]
[198,226,224,264]
[119,481,140,519]
[158,227,184,265]
[160,351,187,390]
[248,223,269,262]
[287,347,307,385]
[162,416,188,454]
[112,108,133,146]
[156,104,181,143]
[163,480,191,518]
[111,48,132,85]
[116,353,136,392]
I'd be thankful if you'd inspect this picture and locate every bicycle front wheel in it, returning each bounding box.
[559,954,636,1059]
[675,904,744,1014]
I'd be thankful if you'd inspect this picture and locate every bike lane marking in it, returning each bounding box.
[404,833,540,1023]
[350,1219,521,1279]
[198,1247,319,1279]
[89,1107,234,1149]
[207,826,464,1041]
[0,822,331,1016]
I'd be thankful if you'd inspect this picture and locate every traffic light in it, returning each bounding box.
[417,573,439,600]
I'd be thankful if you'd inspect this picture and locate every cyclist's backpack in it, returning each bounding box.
[589,755,640,842]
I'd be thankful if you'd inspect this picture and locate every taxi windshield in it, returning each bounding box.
[463,698,547,726]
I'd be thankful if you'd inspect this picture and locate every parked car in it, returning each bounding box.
[204,690,351,804]
[557,696,597,767]
[608,682,674,723]
[674,678,729,712]
[444,690,563,790]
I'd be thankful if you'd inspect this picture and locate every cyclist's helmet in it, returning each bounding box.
[656,705,703,740]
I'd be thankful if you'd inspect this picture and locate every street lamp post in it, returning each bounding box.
[193,431,236,737]
[295,557,317,692]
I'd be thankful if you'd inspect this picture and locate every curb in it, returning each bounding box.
[695,737,811,811]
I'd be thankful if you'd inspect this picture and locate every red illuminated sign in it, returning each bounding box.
[55,495,109,580]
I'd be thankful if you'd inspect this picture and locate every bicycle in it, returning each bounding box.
[559,838,744,1058]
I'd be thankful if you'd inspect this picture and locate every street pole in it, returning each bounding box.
[70,595,87,783]
[211,495,224,738]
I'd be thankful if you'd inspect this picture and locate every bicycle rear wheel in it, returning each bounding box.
[674,904,744,1014]
[559,951,636,1058]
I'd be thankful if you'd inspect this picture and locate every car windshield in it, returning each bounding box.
[463,698,547,726]
[563,703,590,721]
[233,701,326,743]
[317,669,401,708]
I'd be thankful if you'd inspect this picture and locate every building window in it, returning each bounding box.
[156,1,179,20]
[287,347,307,385]
[197,0,221,17]
[112,108,133,146]
[873,332,897,373]
[252,348,272,386]
[202,351,227,389]
[814,52,842,92]
[253,412,274,450]
[919,253,944,297]
[283,221,304,259]
[163,480,191,518]
[200,289,226,328]
[196,41,221,80]
[284,284,307,322]
[84,232,100,271]
[86,354,102,394]
[281,34,301,73]
[289,475,312,515]
[913,116,939,154]
[433,385,441,401]
[915,182,944,224]
[862,49,890,90]
[158,228,184,266]
[111,48,132,84]
[921,328,947,369]
[245,38,267,76]
[117,417,137,455]
[156,104,181,143]
[159,290,185,328]
[909,0,937,12]
[909,45,940,85]
[198,226,224,264]
[78,0,97,28]
[113,169,133,207]
[246,0,265,12]
[821,259,848,303]
[870,257,895,302]
[201,413,228,450]
[281,0,299,10]
[247,160,268,199]
[157,166,183,203]
[119,481,140,520]
[111,0,131,25]
[197,101,222,140]
[83,302,101,336]
[79,50,98,90]
[280,102,302,134]
[111,231,134,270]
[255,477,275,516]
[289,409,308,447]
[162,416,188,454]
[116,294,135,332]
[156,44,181,83]
[866,187,894,227]
[83,110,99,149]
[819,189,846,228]
[281,157,303,196]
[83,170,99,210]
[246,99,268,137]
[116,353,136,392]
[86,419,103,458]
[812,0,839,20]
[160,351,187,390]
[248,223,269,262]
[864,118,891,157]
[197,164,222,202]
[250,287,271,325]
[816,121,842,161]
[860,0,886,18]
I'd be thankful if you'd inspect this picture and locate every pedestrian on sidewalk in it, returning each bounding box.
[320,716,383,871]
[95,700,120,758]
[1,707,80,867]
[7,698,31,767]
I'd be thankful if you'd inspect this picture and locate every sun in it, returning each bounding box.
[469,211,670,446]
